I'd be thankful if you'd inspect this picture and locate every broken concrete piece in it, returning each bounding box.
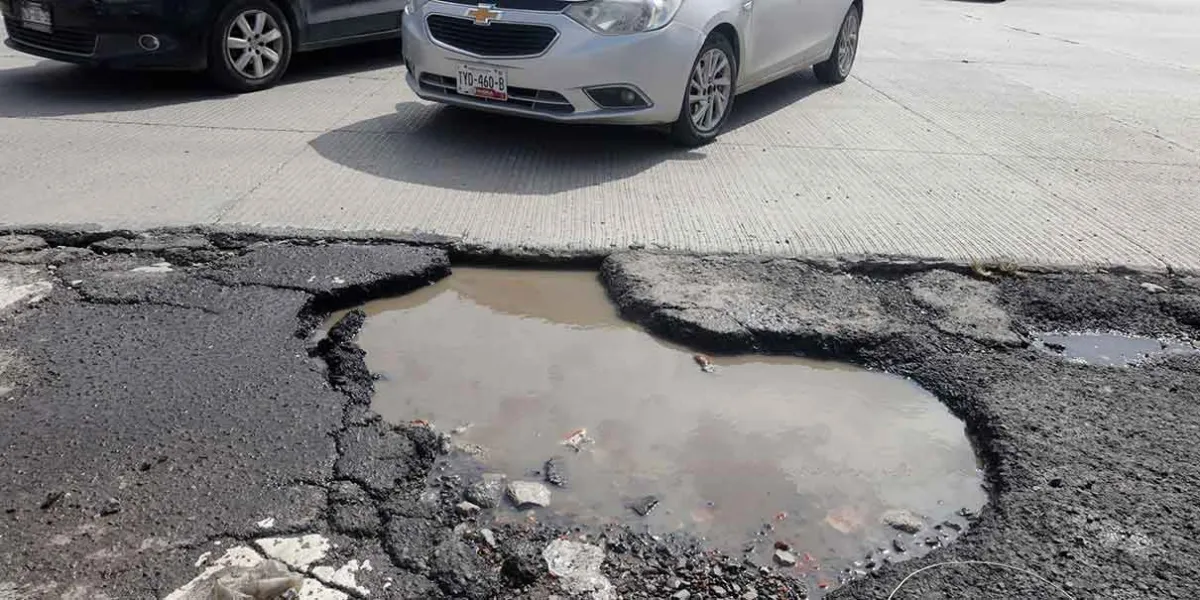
[209,560,302,600]
[165,545,352,600]
[507,481,551,508]
[882,509,924,534]
[0,264,52,315]
[543,540,615,600]
[255,534,332,570]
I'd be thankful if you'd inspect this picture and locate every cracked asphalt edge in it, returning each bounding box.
[0,232,1197,599]
[3,222,1194,275]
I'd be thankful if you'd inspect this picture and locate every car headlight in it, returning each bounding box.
[565,0,683,35]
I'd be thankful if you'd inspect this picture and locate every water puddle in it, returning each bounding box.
[342,268,986,592]
[1035,332,1197,366]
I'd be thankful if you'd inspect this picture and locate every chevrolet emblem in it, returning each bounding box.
[466,3,501,25]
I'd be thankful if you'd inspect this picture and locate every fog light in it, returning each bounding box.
[137,34,160,51]
[585,85,649,109]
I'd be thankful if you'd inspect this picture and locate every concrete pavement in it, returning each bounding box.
[1,0,1198,269]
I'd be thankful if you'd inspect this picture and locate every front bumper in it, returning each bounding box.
[401,0,705,125]
[1,0,206,69]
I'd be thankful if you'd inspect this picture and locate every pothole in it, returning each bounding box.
[1034,332,1198,366]
[341,268,986,592]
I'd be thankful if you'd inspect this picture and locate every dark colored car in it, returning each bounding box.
[1,0,402,91]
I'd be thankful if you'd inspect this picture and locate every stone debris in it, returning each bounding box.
[451,441,488,458]
[773,549,798,566]
[882,509,924,534]
[1140,282,1167,294]
[693,354,716,373]
[464,473,507,509]
[542,540,615,600]
[629,495,660,517]
[480,529,498,548]
[456,501,482,517]
[544,456,568,487]
[507,481,552,508]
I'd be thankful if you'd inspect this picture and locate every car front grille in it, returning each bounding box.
[425,14,556,57]
[436,0,570,12]
[4,19,98,56]
[419,73,574,114]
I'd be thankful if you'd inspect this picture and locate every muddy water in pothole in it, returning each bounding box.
[1036,332,1197,366]
[346,268,986,586]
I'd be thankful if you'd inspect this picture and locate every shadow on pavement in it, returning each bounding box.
[724,72,825,131]
[0,39,402,118]
[309,72,827,194]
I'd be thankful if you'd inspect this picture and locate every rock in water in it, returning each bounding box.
[507,481,552,508]
[629,495,660,517]
[543,540,615,600]
[882,509,924,534]
[544,456,568,487]
[464,473,507,509]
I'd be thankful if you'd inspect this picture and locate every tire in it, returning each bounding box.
[813,3,861,84]
[669,33,738,148]
[207,0,293,92]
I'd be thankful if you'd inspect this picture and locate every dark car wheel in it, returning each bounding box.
[208,0,293,92]
[814,3,860,84]
[669,33,738,148]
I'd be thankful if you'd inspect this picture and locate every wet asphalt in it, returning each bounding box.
[0,233,1198,599]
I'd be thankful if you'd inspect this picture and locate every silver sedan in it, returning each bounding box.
[401,0,861,145]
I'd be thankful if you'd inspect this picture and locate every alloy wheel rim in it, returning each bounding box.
[688,48,733,133]
[226,10,284,80]
[837,11,859,77]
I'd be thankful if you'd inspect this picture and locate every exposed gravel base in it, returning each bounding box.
[0,235,1197,600]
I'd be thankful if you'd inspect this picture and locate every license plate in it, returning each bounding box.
[457,64,507,101]
[19,1,51,33]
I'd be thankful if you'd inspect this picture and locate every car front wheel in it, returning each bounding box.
[670,33,738,148]
[208,0,293,92]
[814,3,860,84]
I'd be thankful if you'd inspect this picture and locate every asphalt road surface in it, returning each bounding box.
[1,0,1198,270]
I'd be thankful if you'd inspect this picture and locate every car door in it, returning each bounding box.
[305,0,402,43]
[744,0,847,84]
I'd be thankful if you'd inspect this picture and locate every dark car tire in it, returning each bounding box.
[669,33,738,148]
[814,3,861,84]
[207,0,293,93]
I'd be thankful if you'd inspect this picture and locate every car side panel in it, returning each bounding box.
[676,0,749,82]
[304,0,401,43]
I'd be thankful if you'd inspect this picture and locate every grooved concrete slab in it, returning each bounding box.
[1,0,1198,269]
